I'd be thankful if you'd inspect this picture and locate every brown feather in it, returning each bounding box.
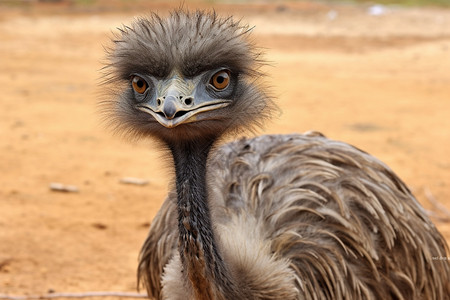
[139,133,450,299]
[102,9,450,300]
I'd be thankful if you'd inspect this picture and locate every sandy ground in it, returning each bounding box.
[1,0,450,297]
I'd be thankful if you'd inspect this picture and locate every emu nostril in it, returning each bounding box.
[184,97,193,106]
[157,99,162,106]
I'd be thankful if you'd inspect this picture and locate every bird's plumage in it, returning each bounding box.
[103,10,450,300]
[139,133,450,299]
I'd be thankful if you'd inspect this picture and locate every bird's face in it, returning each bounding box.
[118,65,247,144]
[131,68,235,129]
[103,11,275,144]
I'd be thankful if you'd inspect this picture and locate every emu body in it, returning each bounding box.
[103,10,450,300]
[139,133,450,299]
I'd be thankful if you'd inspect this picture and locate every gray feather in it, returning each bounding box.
[139,133,450,299]
[102,10,450,300]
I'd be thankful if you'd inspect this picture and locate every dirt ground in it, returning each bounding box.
[1,0,449,297]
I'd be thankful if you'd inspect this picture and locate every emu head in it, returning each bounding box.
[103,10,274,145]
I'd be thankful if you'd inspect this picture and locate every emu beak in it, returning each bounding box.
[137,99,230,128]
[135,77,231,128]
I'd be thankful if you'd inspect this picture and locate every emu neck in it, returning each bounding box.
[169,139,236,300]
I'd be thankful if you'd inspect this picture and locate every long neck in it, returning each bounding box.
[169,139,237,300]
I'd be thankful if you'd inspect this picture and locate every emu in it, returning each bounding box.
[102,10,450,300]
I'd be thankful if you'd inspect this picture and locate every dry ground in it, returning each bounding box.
[1,0,450,297]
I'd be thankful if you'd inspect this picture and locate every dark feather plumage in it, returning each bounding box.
[139,133,450,299]
[103,10,450,300]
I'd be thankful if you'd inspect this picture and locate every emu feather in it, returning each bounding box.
[103,10,450,300]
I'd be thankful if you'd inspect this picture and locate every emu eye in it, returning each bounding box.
[210,70,230,90]
[131,76,148,94]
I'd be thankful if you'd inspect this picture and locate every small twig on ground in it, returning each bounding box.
[49,183,79,193]
[119,177,149,186]
[424,187,450,222]
[0,292,147,300]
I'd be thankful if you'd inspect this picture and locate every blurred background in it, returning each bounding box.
[0,0,449,296]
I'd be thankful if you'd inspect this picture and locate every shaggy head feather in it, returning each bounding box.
[102,10,275,143]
